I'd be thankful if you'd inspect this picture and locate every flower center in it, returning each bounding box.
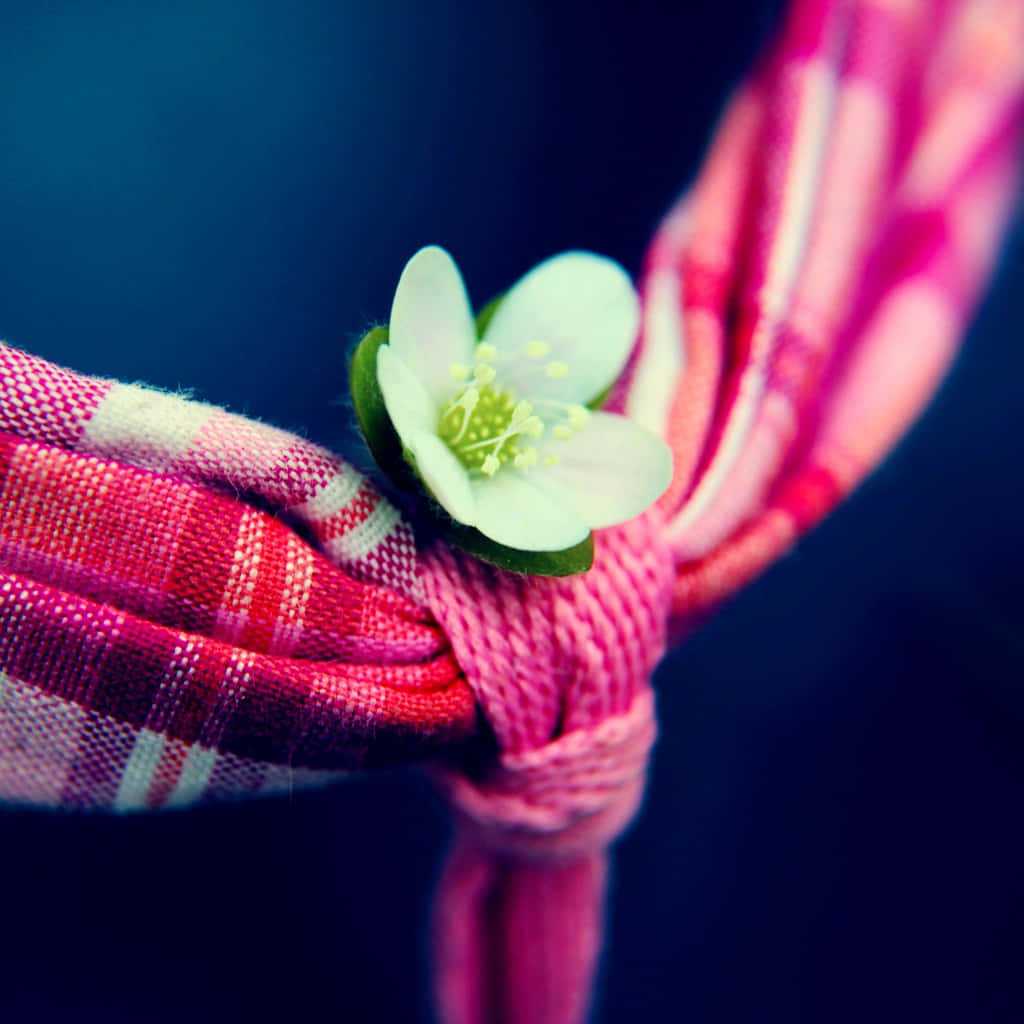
[437,344,545,477]
[437,341,592,477]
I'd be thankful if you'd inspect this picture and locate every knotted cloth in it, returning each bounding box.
[424,511,671,1023]
[1,0,1022,1021]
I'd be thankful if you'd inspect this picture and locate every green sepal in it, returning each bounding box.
[440,520,594,577]
[349,326,418,491]
[349,323,594,577]
[475,293,504,338]
[586,382,613,410]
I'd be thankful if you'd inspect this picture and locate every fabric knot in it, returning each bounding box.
[436,687,657,862]
[422,509,674,860]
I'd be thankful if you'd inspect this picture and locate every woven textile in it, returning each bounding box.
[0,346,475,808]
[1,0,1021,1021]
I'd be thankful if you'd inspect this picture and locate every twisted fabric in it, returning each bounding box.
[422,510,672,1023]
[1,0,1022,1021]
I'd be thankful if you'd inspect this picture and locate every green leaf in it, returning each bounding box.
[349,326,417,490]
[438,519,594,576]
[349,320,594,578]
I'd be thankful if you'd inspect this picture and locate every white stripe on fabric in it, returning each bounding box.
[215,508,263,644]
[627,268,685,436]
[259,763,344,796]
[325,500,402,565]
[270,533,315,656]
[290,468,365,522]
[761,60,838,320]
[113,728,166,811]
[666,364,766,542]
[667,58,839,543]
[164,743,218,807]
[82,382,215,473]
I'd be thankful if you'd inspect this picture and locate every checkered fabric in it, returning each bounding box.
[0,344,475,809]
[625,0,1023,636]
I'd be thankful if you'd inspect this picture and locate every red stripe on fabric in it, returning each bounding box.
[311,479,382,544]
[0,567,474,770]
[681,262,732,312]
[778,0,847,64]
[237,516,285,654]
[0,431,445,665]
[773,462,843,532]
[165,485,240,639]
[685,303,759,488]
[144,736,192,809]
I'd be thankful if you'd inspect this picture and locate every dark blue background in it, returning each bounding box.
[1,2,1021,1021]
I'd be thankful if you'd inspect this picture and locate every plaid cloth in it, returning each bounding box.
[0,344,474,809]
[625,0,1023,633]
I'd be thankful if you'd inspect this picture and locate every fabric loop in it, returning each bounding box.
[438,687,657,862]
[422,510,674,857]
[423,512,674,1022]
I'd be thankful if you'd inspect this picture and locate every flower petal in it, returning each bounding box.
[377,344,437,447]
[408,430,477,527]
[482,252,639,404]
[471,471,590,551]
[535,412,672,529]
[389,246,477,407]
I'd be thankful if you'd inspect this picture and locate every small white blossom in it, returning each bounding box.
[376,246,672,552]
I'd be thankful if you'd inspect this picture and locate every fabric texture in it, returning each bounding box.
[0,344,475,808]
[1,0,1021,1020]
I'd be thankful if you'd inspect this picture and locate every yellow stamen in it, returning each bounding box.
[553,424,573,441]
[544,361,569,379]
[449,363,470,381]
[511,400,533,425]
[525,340,550,359]
[475,342,497,362]
[474,363,496,386]
[567,404,589,430]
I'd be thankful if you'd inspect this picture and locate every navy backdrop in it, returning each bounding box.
[1,2,1021,1022]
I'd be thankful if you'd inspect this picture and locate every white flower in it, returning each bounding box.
[376,246,672,552]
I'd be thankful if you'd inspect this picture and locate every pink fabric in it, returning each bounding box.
[424,511,671,1024]
[632,0,1023,632]
[0,342,422,601]
[421,0,1024,1021]
[0,415,474,808]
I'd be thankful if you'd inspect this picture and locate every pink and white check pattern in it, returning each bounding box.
[624,0,1023,632]
[0,346,474,809]
[1,1,1020,1022]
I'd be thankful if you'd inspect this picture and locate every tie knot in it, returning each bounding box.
[422,511,673,861]
[435,688,657,861]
